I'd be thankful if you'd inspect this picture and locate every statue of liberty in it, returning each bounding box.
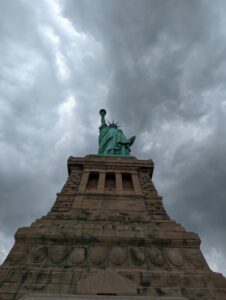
[98,109,136,156]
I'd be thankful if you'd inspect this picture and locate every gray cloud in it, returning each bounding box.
[0,0,226,276]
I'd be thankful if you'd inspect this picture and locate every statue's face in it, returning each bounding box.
[109,124,118,128]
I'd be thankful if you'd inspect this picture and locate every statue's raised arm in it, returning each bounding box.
[98,109,136,156]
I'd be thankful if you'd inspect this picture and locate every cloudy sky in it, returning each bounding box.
[0,0,226,276]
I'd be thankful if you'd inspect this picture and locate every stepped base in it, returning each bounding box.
[21,295,188,300]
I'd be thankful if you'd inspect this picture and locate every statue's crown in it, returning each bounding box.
[108,120,120,128]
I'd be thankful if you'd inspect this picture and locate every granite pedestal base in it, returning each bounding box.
[21,295,188,300]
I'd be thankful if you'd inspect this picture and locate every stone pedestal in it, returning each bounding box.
[0,155,226,300]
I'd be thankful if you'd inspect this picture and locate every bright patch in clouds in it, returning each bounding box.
[56,51,70,80]
[58,95,76,116]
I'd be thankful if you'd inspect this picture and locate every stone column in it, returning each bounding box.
[78,171,89,192]
[116,172,123,194]
[97,172,105,193]
[132,173,142,195]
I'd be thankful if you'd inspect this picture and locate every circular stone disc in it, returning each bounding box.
[70,247,86,264]
[130,247,146,266]
[167,248,185,267]
[110,247,127,265]
[48,245,69,264]
[90,246,107,265]
[30,246,47,263]
[184,248,206,267]
[149,247,166,266]
[8,244,28,262]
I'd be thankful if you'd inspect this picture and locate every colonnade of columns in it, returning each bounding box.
[78,171,142,195]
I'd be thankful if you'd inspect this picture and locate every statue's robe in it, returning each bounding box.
[98,125,132,156]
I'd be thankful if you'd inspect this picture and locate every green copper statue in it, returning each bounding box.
[98,109,136,156]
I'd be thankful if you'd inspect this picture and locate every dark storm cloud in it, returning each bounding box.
[0,0,226,275]
[62,0,224,127]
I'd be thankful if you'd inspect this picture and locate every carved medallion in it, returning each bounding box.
[184,248,206,268]
[8,243,28,262]
[70,247,86,264]
[90,246,107,265]
[167,248,185,267]
[30,246,47,263]
[110,247,127,265]
[149,247,165,266]
[130,247,145,266]
[48,245,69,264]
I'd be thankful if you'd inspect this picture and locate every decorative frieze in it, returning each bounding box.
[6,242,208,272]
